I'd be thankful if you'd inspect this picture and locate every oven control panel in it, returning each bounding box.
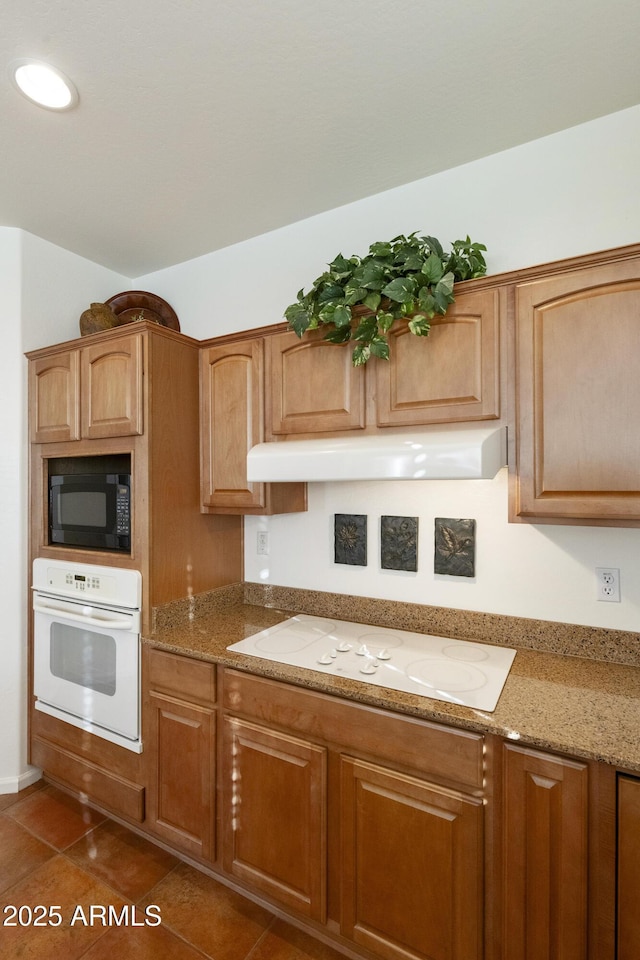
[32,559,141,609]
[62,571,110,593]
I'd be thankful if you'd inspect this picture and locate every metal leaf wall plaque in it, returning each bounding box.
[381,515,418,572]
[434,518,476,578]
[334,514,367,566]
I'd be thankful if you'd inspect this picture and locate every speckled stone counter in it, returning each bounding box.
[145,583,640,773]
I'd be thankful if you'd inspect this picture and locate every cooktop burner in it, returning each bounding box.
[227,615,516,712]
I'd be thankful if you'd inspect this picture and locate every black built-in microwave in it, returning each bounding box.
[49,474,131,551]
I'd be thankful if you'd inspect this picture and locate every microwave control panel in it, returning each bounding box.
[116,485,130,535]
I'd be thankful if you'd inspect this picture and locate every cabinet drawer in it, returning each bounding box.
[31,736,145,822]
[223,669,483,791]
[146,647,216,704]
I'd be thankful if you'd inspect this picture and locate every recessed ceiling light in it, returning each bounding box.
[9,59,78,111]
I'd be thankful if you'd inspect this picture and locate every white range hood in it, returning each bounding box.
[246,426,507,482]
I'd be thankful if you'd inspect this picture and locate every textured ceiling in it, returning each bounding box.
[2,0,640,276]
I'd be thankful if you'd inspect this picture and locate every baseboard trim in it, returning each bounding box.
[0,765,42,795]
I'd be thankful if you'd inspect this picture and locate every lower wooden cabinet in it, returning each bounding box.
[30,713,145,823]
[221,716,327,920]
[340,756,483,960]
[144,648,216,861]
[501,743,589,960]
[220,668,485,958]
[114,656,624,960]
[617,775,640,960]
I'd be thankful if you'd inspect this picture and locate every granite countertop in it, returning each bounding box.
[145,589,640,774]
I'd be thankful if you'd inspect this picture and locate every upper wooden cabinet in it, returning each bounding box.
[29,330,143,443]
[267,328,366,435]
[265,291,501,437]
[199,338,306,514]
[200,339,265,511]
[512,254,640,524]
[27,322,243,631]
[376,288,500,427]
[29,349,80,443]
[80,333,144,439]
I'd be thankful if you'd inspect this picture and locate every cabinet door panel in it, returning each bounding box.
[268,330,365,434]
[502,744,588,960]
[29,350,80,443]
[200,340,266,510]
[222,716,327,920]
[147,692,215,861]
[376,289,500,426]
[80,333,143,438]
[617,775,640,960]
[514,259,640,520]
[340,756,483,960]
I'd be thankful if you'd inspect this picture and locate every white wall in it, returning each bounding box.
[20,232,129,351]
[136,105,640,335]
[136,105,640,632]
[0,229,129,792]
[0,229,32,792]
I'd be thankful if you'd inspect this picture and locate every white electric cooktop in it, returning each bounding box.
[227,614,516,712]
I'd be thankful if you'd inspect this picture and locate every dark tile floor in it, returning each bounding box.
[0,781,344,960]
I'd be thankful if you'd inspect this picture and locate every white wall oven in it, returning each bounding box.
[32,559,142,753]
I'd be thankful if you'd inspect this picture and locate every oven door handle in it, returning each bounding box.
[33,597,137,630]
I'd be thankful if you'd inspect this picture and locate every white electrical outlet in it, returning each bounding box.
[596,567,621,602]
[257,531,269,555]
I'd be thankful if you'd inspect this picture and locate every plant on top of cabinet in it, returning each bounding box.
[284,233,487,365]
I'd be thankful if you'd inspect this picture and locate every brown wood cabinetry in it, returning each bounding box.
[50,648,627,960]
[512,254,640,524]
[221,715,327,920]
[199,338,306,514]
[340,756,483,960]
[266,294,501,436]
[27,326,242,833]
[29,349,80,443]
[376,288,500,426]
[501,743,589,960]
[79,333,144,439]
[30,708,145,823]
[617,774,640,960]
[221,668,485,958]
[267,327,366,435]
[196,294,503,504]
[144,647,216,861]
[27,322,243,630]
[199,291,502,501]
[29,331,143,443]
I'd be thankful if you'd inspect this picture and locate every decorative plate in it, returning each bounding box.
[105,290,180,330]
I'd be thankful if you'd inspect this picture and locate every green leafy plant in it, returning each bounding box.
[284,233,487,365]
